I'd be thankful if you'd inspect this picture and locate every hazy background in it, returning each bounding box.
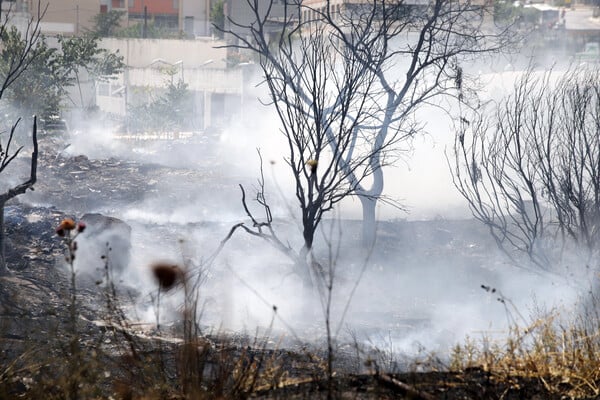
[19,56,582,360]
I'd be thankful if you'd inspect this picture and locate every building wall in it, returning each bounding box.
[96,37,242,129]
[96,66,244,128]
[101,0,211,37]
[223,0,292,35]
[128,0,177,15]
[182,0,210,36]
[100,37,227,68]
[28,0,101,35]
[301,0,435,15]
[2,1,32,32]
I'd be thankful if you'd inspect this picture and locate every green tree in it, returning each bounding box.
[58,34,124,108]
[0,30,123,118]
[0,27,65,119]
[210,0,225,39]
[0,3,45,276]
[91,10,125,37]
[127,81,193,133]
[115,21,177,39]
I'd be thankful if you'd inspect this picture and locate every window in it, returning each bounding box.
[173,0,179,9]
[128,0,134,7]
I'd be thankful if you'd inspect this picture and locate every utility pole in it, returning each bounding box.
[143,6,147,38]
[76,4,79,34]
[205,0,210,35]
[178,0,183,35]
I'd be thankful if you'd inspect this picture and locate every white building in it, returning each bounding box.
[97,37,251,130]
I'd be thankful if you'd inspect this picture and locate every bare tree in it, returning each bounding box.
[452,66,600,279]
[0,2,46,275]
[222,0,513,254]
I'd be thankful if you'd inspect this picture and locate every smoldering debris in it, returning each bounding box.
[0,124,583,364]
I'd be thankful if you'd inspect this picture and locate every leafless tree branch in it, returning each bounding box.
[452,66,600,280]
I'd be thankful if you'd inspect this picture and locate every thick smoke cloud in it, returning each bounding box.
[15,57,585,361]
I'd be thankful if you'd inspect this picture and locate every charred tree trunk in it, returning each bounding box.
[0,118,38,276]
[0,202,6,276]
[297,245,312,288]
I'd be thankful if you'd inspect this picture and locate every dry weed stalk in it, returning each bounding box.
[450,288,600,398]
[147,248,289,399]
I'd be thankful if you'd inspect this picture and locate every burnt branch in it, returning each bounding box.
[0,3,44,277]
[0,117,37,275]
[0,2,47,101]
[0,116,37,204]
[238,158,296,260]
[452,66,600,279]
[219,0,516,249]
[0,118,22,174]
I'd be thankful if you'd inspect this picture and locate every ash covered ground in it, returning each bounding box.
[0,132,585,398]
[4,132,572,344]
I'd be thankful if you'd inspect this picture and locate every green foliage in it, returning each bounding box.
[494,0,537,24]
[91,10,125,37]
[127,81,193,133]
[92,10,180,39]
[494,0,518,22]
[115,21,179,39]
[0,27,65,119]
[58,34,124,82]
[0,29,124,119]
[210,0,225,39]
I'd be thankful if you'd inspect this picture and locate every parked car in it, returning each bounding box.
[41,116,69,136]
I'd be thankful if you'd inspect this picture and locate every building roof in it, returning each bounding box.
[128,0,178,15]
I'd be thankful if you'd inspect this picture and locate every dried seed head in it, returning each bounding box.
[56,218,76,236]
[151,263,183,291]
[306,159,318,173]
[77,221,86,233]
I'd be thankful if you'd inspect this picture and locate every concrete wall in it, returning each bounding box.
[96,37,248,130]
[127,67,242,93]
[3,1,32,33]
[101,0,210,36]
[224,0,292,37]
[182,0,210,36]
[100,37,228,68]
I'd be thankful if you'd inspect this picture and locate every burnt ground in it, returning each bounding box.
[0,134,594,399]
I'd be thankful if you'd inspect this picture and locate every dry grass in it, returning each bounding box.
[0,219,296,400]
[450,296,600,399]
[5,218,600,398]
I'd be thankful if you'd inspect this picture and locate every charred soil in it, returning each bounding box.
[0,136,596,399]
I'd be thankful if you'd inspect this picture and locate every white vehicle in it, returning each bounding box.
[41,116,69,136]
